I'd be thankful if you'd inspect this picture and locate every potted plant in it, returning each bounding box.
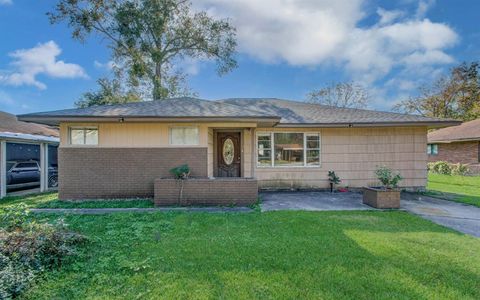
[363,166,403,209]
[328,171,341,193]
[169,164,190,205]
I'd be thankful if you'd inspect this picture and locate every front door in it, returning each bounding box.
[217,132,241,177]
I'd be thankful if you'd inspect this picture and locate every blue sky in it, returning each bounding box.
[0,0,479,115]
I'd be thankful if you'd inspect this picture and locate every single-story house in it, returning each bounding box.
[428,118,480,174]
[18,97,458,204]
[0,111,59,198]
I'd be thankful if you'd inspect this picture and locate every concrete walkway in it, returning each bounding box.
[260,191,374,211]
[30,206,253,214]
[402,194,480,238]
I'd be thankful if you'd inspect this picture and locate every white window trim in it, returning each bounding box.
[169,126,200,146]
[68,126,99,146]
[256,131,321,168]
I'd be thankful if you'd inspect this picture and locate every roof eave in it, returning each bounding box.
[17,115,281,127]
[275,120,461,128]
[428,137,480,143]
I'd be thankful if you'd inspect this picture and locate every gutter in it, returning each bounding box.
[17,115,281,126]
[276,120,461,128]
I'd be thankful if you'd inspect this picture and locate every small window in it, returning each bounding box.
[69,127,98,145]
[170,127,199,145]
[306,134,320,166]
[257,133,272,167]
[427,144,438,155]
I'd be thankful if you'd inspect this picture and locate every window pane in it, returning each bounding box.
[307,150,320,166]
[274,133,304,166]
[85,129,98,145]
[70,129,84,145]
[257,150,271,166]
[170,127,198,145]
[257,135,271,149]
[306,134,319,149]
[433,144,438,155]
[184,128,199,144]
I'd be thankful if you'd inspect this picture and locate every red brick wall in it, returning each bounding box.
[59,147,207,200]
[428,141,480,174]
[428,141,480,165]
[154,178,258,206]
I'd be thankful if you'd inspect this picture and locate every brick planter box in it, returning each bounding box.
[154,177,258,206]
[362,187,400,209]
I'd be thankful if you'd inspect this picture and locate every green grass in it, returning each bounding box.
[427,173,480,207]
[17,210,480,299]
[3,192,480,299]
[0,192,153,209]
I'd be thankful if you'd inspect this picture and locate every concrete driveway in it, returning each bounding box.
[402,194,480,238]
[260,191,373,211]
[260,191,480,238]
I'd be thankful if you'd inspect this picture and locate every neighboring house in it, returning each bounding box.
[428,118,480,174]
[18,97,458,201]
[0,111,59,198]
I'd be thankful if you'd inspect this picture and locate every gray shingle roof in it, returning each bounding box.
[18,97,459,127]
[428,118,480,142]
[19,97,277,119]
[218,98,457,125]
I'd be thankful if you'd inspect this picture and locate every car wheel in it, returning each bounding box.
[48,175,58,188]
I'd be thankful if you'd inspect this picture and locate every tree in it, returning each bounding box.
[306,82,369,109]
[49,0,237,100]
[75,78,141,108]
[394,62,480,121]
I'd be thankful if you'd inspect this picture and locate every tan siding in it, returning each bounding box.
[255,127,428,189]
[207,128,214,177]
[243,129,253,177]
[60,122,257,148]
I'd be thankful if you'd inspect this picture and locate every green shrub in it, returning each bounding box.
[328,171,341,185]
[451,163,470,176]
[375,166,403,189]
[0,253,35,299]
[0,206,86,299]
[429,161,469,176]
[169,164,191,179]
[433,161,452,175]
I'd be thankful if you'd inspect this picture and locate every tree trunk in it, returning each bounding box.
[153,62,165,100]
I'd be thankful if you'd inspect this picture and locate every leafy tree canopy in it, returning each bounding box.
[394,62,480,121]
[75,78,141,108]
[49,0,237,100]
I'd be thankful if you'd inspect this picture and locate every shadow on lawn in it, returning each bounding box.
[22,210,480,299]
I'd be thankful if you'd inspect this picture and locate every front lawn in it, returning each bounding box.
[0,192,153,209]
[427,173,480,207]
[17,209,480,299]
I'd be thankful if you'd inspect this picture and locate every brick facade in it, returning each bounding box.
[154,178,258,206]
[428,141,480,173]
[58,147,207,199]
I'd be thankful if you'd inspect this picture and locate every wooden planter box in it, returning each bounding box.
[362,187,400,209]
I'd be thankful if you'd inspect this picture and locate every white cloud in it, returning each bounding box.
[416,0,436,19]
[377,8,405,25]
[196,0,457,83]
[0,0,12,6]
[0,41,87,90]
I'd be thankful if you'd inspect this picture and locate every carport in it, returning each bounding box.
[0,111,59,198]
